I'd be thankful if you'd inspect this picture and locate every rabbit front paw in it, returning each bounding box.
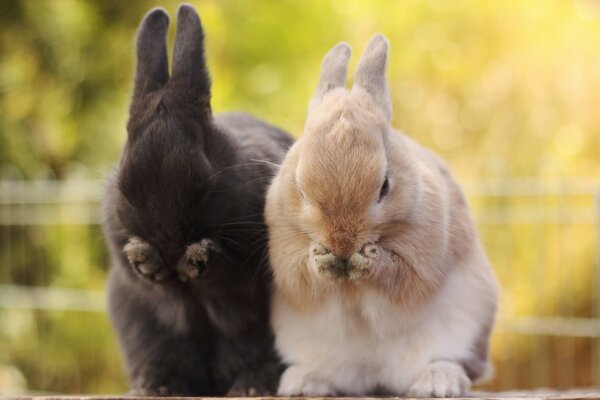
[308,243,347,280]
[308,242,379,281]
[226,360,283,396]
[407,360,470,398]
[177,238,218,281]
[278,365,336,396]
[347,242,379,280]
[123,237,168,281]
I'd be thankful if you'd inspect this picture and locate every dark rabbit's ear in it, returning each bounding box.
[171,4,211,105]
[133,8,170,98]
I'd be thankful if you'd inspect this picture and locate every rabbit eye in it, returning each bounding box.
[378,176,389,202]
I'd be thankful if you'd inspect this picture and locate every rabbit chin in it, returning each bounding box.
[271,245,498,396]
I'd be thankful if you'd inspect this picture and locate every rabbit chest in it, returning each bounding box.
[272,266,487,393]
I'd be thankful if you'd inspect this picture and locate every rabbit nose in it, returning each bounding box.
[329,231,357,259]
[328,255,349,275]
[331,256,348,269]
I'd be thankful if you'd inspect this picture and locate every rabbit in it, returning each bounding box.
[264,34,499,398]
[103,4,293,396]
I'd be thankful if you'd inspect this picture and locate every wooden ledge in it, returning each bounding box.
[4,391,600,400]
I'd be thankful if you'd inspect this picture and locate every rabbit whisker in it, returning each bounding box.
[249,158,281,169]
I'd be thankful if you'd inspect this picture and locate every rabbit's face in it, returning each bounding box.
[294,89,391,259]
[117,111,229,277]
[112,6,238,282]
[269,36,421,280]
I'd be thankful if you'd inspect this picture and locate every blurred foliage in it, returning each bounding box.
[1,0,600,394]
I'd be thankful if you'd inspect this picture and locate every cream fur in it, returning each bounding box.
[265,34,498,397]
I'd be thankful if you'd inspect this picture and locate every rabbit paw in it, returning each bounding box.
[407,360,470,398]
[177,239,218,281]
[308,243,347,280]
[347,242,379,280]
[123,237,168,281]
[226,361,283,396]
[278,365,336,396]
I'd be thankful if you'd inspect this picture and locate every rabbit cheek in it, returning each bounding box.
[123,237,167,281]
[176,239,218,282]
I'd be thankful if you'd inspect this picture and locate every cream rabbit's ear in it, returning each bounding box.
[311,42,352,104]
[354,34,392,122]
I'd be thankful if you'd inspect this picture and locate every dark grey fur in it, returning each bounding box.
[103,5,293,396]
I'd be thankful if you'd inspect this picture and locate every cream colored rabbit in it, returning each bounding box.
[264,34,499,397]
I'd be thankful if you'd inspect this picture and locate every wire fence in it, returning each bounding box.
[0,177,599,393]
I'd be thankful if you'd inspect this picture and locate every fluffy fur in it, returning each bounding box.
[104,5,293,396]
[265,34,498,397]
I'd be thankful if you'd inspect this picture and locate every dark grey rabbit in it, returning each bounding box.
[103,4,293,396]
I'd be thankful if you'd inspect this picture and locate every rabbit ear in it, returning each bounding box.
[313,42,352,100]
[170,4,211,103]
[133,8,170,98]
[354,34,392,121]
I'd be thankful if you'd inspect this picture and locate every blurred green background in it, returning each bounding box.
[1,0,600,394]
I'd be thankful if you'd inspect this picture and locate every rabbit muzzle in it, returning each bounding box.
[311,241,377,282]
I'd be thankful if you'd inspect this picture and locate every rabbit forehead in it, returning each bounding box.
[306,85,386,133]
[118,120,214,244]
[299,90,388,183]
[297,114,386,215]
[123,117,212,187]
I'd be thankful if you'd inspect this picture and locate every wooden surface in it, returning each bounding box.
[4,390,600,400]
